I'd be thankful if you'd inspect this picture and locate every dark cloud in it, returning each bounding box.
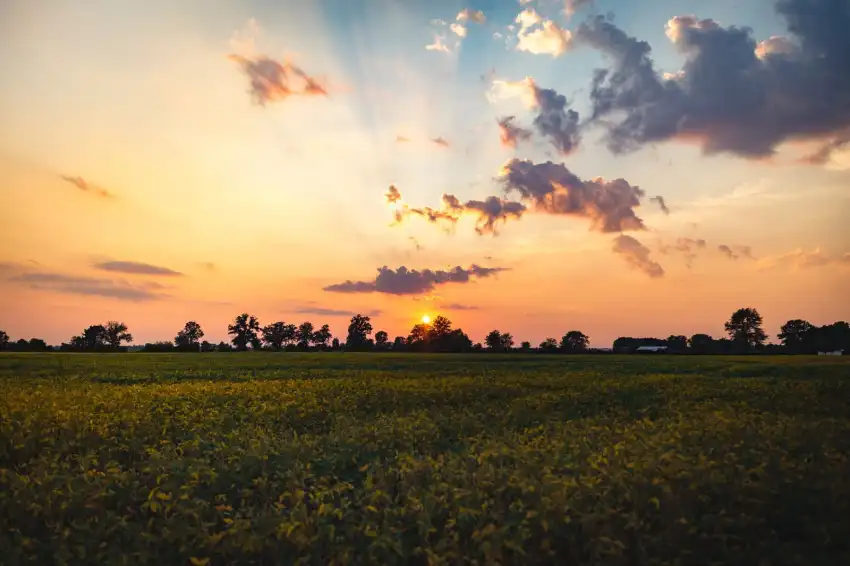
[658,237,707,267]
[431,136,450,147]
[59,175,113,198]
[9,272,166,301]
[324,264,508,295]
[497,116,532,148]
[612,236,665,278]
[649,195,670,214]
[577,0,850,159]
[440,303,480,311]
[391,189,526,235]
[718,244,755,260]
[94,260,183,277]
[385,185,402,204]
[293,306,382,317]
[228,54,327,105]
[531,84,582,155]
[500,158,646,232]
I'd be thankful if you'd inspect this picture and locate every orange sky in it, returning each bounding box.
[1,0,848,347]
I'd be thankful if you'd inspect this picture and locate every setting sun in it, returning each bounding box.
[421,315,431,324]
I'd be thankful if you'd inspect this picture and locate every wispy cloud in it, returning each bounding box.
[228,54,327,105]
[59,175,114,198]
[757,248,850,271]
[324,265,508,295]
[431,136,450,148]
[440,303,480,311]
[612,236,665,278]
[292,305,382,317]
[649,195,670,214]
[94,260,183,277]
[717,244,755,261]
[8,271,167,301]
[498,116,532,148]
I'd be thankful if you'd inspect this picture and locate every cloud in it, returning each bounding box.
[59,175,113,198]
[8,271,167,301]
[457,9,486,24]
[94,260,183,277]
[564,0,594,17]
[228,54,327,105]
[431,136,450,148]
[658,237,707,267]
[440,303,480,311]
[497,116,532,147]
[450,23,467,38]
[718,244,755,260]
[324,264,508,295]
[292,306,382,317]
[489,78,581,154]
[578,0,850,160]
[396,135,410,143]
[425,35,451,53]
[199,262,217,272]
[758,248,850,270]
[499,158,646,232]
[801,133,850,170]
[515,8,574,57]
[385,185,402,204]
[390,187,526,235]
[612,236,665,278]
[649,195,670,214]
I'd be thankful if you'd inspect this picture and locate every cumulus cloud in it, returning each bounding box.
[431,136,450,148]
[758,248,850,270]
[59,175,114,198]
[612,235,665,278]
[497,116,533,147]
[577,0,850,160]
[390,188,526,235]
[324,264,508,295]
[229,54,327,105]
[515,8,574,57]
[94,261,183,277]
[489,78,581,154]
[450,23,467,37]
[649,195,670,214]
[457,9,486,24]
[500,158,646,232]
[717,244,755,260]
[8,271,167,301]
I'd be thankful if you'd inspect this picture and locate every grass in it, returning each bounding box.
[1,353,849,565]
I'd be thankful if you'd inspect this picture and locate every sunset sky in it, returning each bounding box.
[1,0,848,347]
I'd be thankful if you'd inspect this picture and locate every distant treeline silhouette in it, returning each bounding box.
[1,308,847,355]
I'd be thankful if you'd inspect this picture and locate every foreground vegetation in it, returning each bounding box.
[1,353,849,565]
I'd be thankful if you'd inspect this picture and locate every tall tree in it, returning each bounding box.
[228,313,261,351]
[724,308,767,351]
[666,335,688,352]
[539,337,558,352]
[0,330,8,351]
[688,334,714,354]
[777,319,815,353]
[520,341,532,352]
[346,314,373,350]
[71,325,108,350]
[485,330,502,351]
[104,321,133,350]
[375,330,389,348]
[407,324,429,345]
[560,331,590,353]
[392,336,406,351]
[313,324,332,349]
[331,337,340,350]
[296,322,315,349]
[500,333,514,351]
[175,321,204,351]
[261,322,294,350]
[428,316,452,340]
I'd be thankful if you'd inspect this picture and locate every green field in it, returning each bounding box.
[1,353,849,565]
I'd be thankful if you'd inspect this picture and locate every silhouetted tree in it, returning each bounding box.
[346,314,373,350]
[429,316,452,340]
[500,333,514,352]
[331,337,340,350]
[261,322,293,350]
[539,337,558,352]
[175,321,204,351]
[407,324,429,346]
[485,330,502,351]
[296,322,315,349]
[313,324,332,349]
[104,321,133,350]
[0,330,8,351]
[200,341,216,353]
[811,321,850,353]
[142,341,175,353]
[27,338,49,351]
[560,331,589,353]
[725,307,767,351]
[375,330,389,349]
[70,325,108,351]
[666,335,688,352]
[392,336,406,351]
[228,313,261,351]
[217,341,234,352]
[778,319,816,353]
[472,343,484,352]
[688,334,714,354]
[613,337,667,353]
[520,341,532,352]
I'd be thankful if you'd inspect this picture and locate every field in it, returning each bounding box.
[1,353,849,565]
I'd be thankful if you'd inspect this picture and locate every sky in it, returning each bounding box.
[1,0,849,348]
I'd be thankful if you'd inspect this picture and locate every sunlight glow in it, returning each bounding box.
[421,314,431,324]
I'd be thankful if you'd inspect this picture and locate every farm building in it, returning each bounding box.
[818,350,844,356]
[635,346,668,353]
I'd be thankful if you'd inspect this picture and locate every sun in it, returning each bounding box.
[421,314,431,324]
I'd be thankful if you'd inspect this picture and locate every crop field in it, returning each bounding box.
[1,353,849,565]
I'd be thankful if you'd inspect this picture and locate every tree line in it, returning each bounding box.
[0,308,847,354]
